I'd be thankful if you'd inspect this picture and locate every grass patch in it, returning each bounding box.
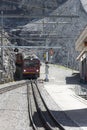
[49,63,78,72]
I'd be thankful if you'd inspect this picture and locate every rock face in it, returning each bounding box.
[0,31,15,82]
[0,0,87,74]
[19,0,87,69]
[80,0,87,13]
[0,0,68,28]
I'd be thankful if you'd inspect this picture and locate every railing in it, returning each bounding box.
[75,85,87,99]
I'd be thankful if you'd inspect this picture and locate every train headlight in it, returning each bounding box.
[36,69,39,72]
[23,69,26,72]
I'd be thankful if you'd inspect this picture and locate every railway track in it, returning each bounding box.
[0,80,29,94]
[0,79,83,130]
[0,79,63,130]
[27,80,65,130]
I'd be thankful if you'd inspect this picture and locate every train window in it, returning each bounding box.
[23,60,40,67]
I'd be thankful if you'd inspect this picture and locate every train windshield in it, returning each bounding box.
[24,60,39,67]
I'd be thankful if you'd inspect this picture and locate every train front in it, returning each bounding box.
[22,58,40,79]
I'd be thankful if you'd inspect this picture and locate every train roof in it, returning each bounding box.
[24,54,40,60]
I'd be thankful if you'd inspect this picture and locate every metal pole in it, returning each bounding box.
[46,50,48,62]
[67,51,69,68]
[44,40,49,82]
[45,50,49,82]
[42,18,49,82]
[1,11,4,81]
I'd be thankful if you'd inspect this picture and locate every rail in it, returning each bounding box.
[27,80,65,130]
[0,80,29,94]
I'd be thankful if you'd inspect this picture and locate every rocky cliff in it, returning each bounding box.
[18,0,87,69]
[0,0,87,71]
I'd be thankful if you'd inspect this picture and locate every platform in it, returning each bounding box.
[40,64,87,130]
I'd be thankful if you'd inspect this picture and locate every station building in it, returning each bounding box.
[76,26,87,82]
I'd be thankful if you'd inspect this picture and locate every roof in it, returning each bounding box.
[75,26,87,51]
[76,49,87,61]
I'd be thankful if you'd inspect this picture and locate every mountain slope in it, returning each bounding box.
[19,0,87,69]
[0,0,68,28]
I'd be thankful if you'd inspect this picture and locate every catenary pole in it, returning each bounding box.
[0,11,4,81]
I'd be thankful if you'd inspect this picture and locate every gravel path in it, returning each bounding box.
[0,85,31,130]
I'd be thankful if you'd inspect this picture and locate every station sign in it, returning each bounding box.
[49,48,54,56]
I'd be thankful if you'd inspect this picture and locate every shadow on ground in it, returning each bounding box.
[66,73,80,85]
[32,108,87,128]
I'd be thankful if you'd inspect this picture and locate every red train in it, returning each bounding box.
[14,53,40,80]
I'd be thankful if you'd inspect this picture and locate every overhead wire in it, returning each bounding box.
[0,0,79,18]
[0,0,80,48]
